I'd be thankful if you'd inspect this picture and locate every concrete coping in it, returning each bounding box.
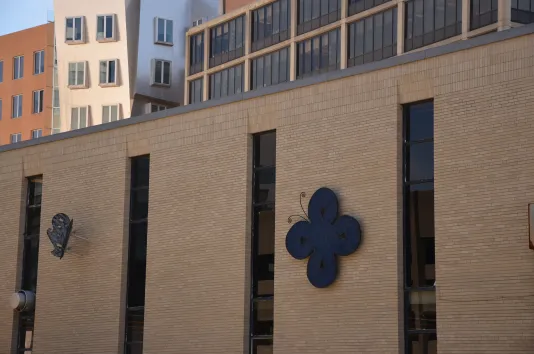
[1,23,533,154]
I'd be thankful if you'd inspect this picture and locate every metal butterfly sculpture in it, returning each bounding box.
[46,213,74,259]
[286,188,362,288]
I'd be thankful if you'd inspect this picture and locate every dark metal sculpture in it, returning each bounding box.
[46,213,73,259]
[286,188,362,288]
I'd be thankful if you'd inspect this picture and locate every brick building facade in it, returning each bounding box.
[0,25,534,354]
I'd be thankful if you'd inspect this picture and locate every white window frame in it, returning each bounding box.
[31,129,43,139]
[97,14,116,41]
[65,16,85,43]
[154,17,173,45]
[12,94,23,118]
[68,62,87,87]
[10,133,22,144]
[99,59,118,85]
[32,90,44,114]
[102,104,120,123]
[151,59,171,86]
[34,50,45,75]
[146,103,167,113]
[13,56,24,80]
[71,106,89,130]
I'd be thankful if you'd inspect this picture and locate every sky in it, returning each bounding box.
[0,0,54,36]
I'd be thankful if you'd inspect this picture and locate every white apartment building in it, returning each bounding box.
[53,0,220,132]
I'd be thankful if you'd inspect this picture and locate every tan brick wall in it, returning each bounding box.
[0,32,533,354]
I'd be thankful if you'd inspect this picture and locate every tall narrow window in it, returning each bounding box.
[403,101,436,354]
[99,59,118,85]
[209,16,245,67]
[405,0,462,51]
[124,156,150,354]
[252,0,291,52]
[65,16,85,42]
[17,176,42,353]
[33,50,45,75]
[97,15,115,40]
[14,56,24,80]
[250,131,276,354]
[297,0,341,35]
[348,8,397,67]
[0,99,3,120]
[189,33,204,75]
[32,90,44,114]
[0,60,3,82]
[511,0,534,23]
[12,94,23,118]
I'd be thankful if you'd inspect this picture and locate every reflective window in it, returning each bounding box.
[470,0,498,29]
[97,15,115,40]
[0,60,3,82]
[189,78,203,104]
[65,16,84,42]
[349,0,391,15]
[155,17,173,44]
[405,0,462,51]
[12,94,23,118]
[32,90,44,114]
[511,0,534,23]
[31,129,43,139]
[14,55,24,80]
[251,47,289,90]
[403,101,436,354]
[70,106,88,130]
[10,133,22,144]
[348,8,397,67]
[209,16,245,67]
[298,0,341,34]
[297,28,340,79]
[68,62,86,87]
[190,33,204,75]
[252,0,291,52]
[102,104,119,123]
[99,59,118,85]
[209,64,243,100]
[251,131,275,354]
[34,50,45,75]
[152,59,171,86]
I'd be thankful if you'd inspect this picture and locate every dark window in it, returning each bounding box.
[349,0,391,16]
[189,78,203,104]
[189,33,204,75]
[250,131,276,354]
[405,0,462,51]
[252,0,291,52]
[298,0,341,35]
[209,16,245,68]
[348,8,397,67]
[511,0,534,23]
[209,64,243,100]
[251,47,290,90]
[297,28,340,79]
[470,0,497,29]
[124,156,150,354]
[17,176,42,353]
[403,101,436,354]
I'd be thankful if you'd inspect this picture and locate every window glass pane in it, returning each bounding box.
[126,309,145,343]
[74,17,82,40]
[407,332,437,354]
[273,1,280,34]
[71,108,78,130]
[374,14,383,51]
[236,17,243,48]
[68,63,76,85]
[0,61,3,82]
[66,18,73,40]
[254,208,275,296]
[384,10,393,46]
[155,61,162,83]
[40,51,44,73]
[252,338,273,354]
[355,21,364,57]
[76,62,84,85]
[106,15,113,38]
[109,60,116,83]
[424,0,434,33]
[111,105,118,121]
[304,0,311,21]
[97,16,105,38]
[103,106,110,123]
[304,39,312,74]
[408,290,436,330]
[236,65,242,93]
[414,0,424,36]
[264,54,271,86]
[252,299,274,336]
[157,18,165,42]
[280,48,288,82]
[408,142,434,181]
[228,67,235,95]
[408,101,434,141]
[255,132,276,167]
[80,107,87,128]
[254,168,275,204]
[406,1,414,39]
[163,62,170,84]
[313,0,321,18]
[322,0,329,15]
[446,0,457,25]
[221,69,228,97]
[229,21,236,50]
[214,72,221,98]
[364,17,373,54]
[321,33,329,68]
[257,57,264,88]
[272,51,279,85]
[131,189,149,220]
[252,59,258,89]
[132,158,150,188]
[166,20,173,43]
[127,222,147,307]
[100,61,107,83]
[281,0,288,31]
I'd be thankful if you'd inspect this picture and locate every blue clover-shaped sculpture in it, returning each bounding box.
[285,188,362,288]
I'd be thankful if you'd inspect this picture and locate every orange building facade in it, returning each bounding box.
[0,23,54,145]
[223,0,257,13]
